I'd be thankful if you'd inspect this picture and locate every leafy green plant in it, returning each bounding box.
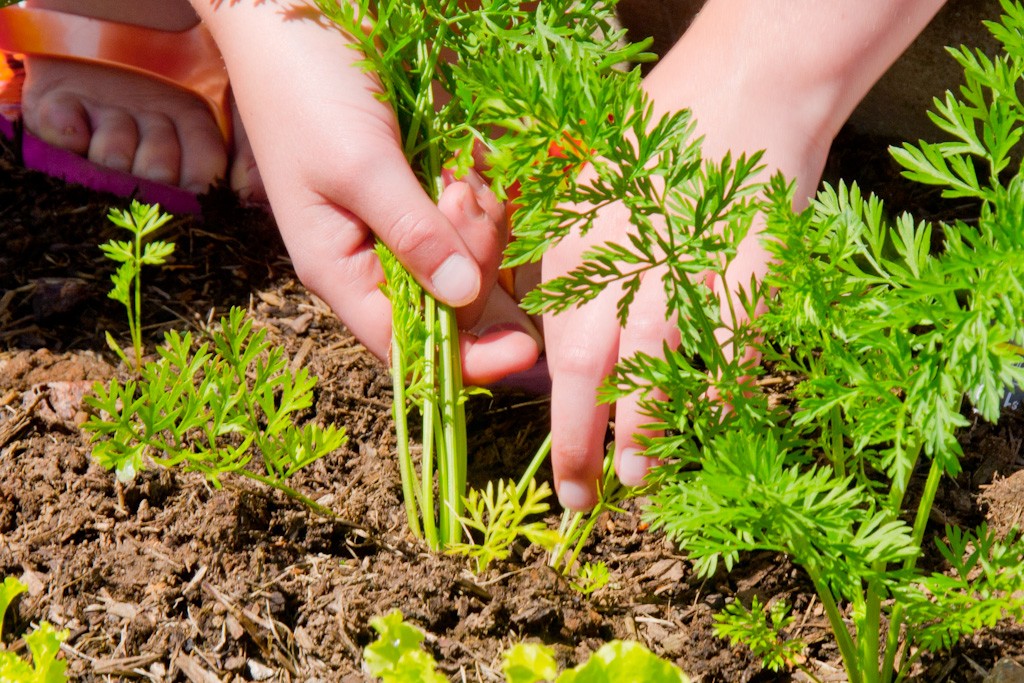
[448,477,560,573]
[100,201,175,374]
[567,560,610,595]
[364,610,689,683]
[563,2,1024,680]
[713,596,808,676]
[447,439,631,590]
[363,611,448,683]
[0,577,68,683]
[84,306,346,516]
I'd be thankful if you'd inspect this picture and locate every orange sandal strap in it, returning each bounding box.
[0,6,230,141]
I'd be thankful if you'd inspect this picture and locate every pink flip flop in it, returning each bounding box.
[0,6,231,215]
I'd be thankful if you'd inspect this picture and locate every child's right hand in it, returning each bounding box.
[194,1,542,383]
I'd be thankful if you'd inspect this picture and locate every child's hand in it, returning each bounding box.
[196,2,541,382]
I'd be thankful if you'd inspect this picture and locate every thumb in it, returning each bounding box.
[344,145,483,308]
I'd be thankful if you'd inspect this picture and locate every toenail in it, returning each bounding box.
[103,153,132,172]
[147,166,177,185]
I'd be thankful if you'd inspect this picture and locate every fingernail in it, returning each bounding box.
[462,186,486,220]
[618,448,651,487]
[476,321,528,337]
[557,480,595,512]
[431,253,479,306]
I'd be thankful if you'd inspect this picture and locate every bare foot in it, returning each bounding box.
[18,0,264,200]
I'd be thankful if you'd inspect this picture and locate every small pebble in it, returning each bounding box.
[247,659,276,681]
[985,658,1024,683]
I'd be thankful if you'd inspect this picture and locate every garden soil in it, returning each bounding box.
[1,126,1023,683]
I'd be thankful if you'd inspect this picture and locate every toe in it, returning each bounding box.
[177,106,228,194]
[134,112,181,185]
[31,91,92,155]
[228,106,266,203]
[87,107,140,173]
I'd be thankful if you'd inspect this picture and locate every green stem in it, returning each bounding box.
[806,568,862,683]
[563,508,603,574]
[431,400,446,547]
[404,35,446,159]
[515,433,552,497]
[881,456,943,681]
[860,585,882,683]
[390,331,424,540]
[237,469,336,519]
[908,458,943,554]
[551,509,584,571]
[421,297,440,550]
[131,227,143,373]
[438,302,467,545]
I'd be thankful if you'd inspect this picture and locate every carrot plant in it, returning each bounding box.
[321,0,747,558]
[84,306,346,516]
[88,202,346,514]
[100,201,175,374]
[547,447,647,591]
[541,2,1024,679]
[319,3,1024,677]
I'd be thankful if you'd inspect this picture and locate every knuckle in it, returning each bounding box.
[552,339,601,378]
[390,210,441,265]
[624,310,674,347]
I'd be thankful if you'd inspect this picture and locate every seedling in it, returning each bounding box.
[448,477,560,573]
[713,597,809,676]
[0,577,68,683]
[100,201,175,374]
[548,447,647,582]
[568,560,611,595]
[84,306,346,517]
[364,609,690,682]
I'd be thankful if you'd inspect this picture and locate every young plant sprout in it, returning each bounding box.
[364,609,690,682]
[548,447,647,585]
[0,577,68,683]
[100,200,175,374]
[85,306,346,516]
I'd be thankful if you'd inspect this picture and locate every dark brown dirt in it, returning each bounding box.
[1,125,1023,683]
